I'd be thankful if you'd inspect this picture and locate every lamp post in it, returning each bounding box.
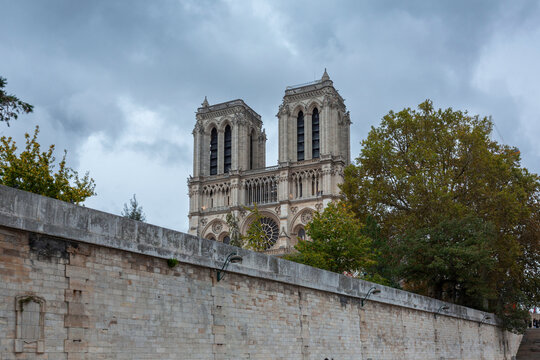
[217,252,243,282]
[361,286,381,307]
[479,314,491,327]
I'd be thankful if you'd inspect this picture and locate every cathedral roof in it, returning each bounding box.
[283,69,342,102]
[197,98,261,120]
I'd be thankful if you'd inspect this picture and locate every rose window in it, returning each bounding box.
[259,217,279,249]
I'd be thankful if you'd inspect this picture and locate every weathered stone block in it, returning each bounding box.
[64,315,91,328]
[64,339,88,353]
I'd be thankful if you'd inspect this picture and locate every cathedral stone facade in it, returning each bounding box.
[188,70,351,254]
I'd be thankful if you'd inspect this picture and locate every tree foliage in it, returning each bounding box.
[360,215,398,287]
[224,205,275,251]
[0,126,96,204]
[285,202,378,278]
[398,215,496,308]
[341,100,539,333]
[122,194,146,221]
[0,77,33,126]
[519,210,540,307]
[225,213,243,248]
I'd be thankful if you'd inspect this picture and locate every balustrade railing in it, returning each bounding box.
[245,175,278,205]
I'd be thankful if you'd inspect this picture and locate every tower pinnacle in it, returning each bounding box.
[321,68,330,81]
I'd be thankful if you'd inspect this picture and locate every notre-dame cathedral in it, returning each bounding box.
[188,70,351,255]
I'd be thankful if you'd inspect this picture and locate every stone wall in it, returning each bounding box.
[0,185,522,359]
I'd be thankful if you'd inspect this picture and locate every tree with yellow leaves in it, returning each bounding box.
[0,126,96,204]
[285,202,379,280]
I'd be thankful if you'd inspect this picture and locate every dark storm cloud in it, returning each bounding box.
[1,0,539,230]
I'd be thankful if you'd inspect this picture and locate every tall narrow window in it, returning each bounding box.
[312,108,320,158]
[297,111,304,161]
[210,128,218,175]
[224,125,231,173]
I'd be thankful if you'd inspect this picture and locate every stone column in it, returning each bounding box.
[201,130,209,176]
[188,184,199,212]
[217,129,224,174]
[249,128,256,170]
[346,123,351,163]
[322,102,330,157]
[188,215,198,235]
[321,163,332,196]
[305,112,312,160]
[237,123,246,170]
[343,124,350,163]
[230,176,240,207]
[238,179,245,205]
[277,168,292,247]
[259,132,266,168]
[232,122,239,171]
[325,105,337,157]
[278,110,289,163]
[331,108,339,157]
[278,169,290,202]
[188,184,201,236]
[192,130,198,177]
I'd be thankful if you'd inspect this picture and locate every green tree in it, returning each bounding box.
[0,77,33,126]
[225,213,243,248]
[519,209,540,308]
[341,100,539,333]
[361,215,398,287]
[122,194,146,221]
[0,126,96,203]
[398,216,496,308]
[242,203,268,251]
[286,202,379,278]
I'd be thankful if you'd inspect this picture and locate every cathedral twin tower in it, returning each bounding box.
[188,70,351,254]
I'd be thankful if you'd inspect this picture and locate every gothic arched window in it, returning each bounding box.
[210,128,218,175]
[312,108,320,158]
[297,111,305,161]
[224,125,232,173]
[298,228,306,241]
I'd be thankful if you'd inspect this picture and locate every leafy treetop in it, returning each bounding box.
[286,202,378,278]
[122,194,146,222]
[0,77,33,126]
[225,213,243,248]
[340,100,539,333]
[0,126,96,204]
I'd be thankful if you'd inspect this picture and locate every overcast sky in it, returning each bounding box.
[1,0,539,232]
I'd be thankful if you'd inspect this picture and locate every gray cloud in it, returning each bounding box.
[1,0,539,230]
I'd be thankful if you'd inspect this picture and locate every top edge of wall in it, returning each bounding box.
[0,185,498,325]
